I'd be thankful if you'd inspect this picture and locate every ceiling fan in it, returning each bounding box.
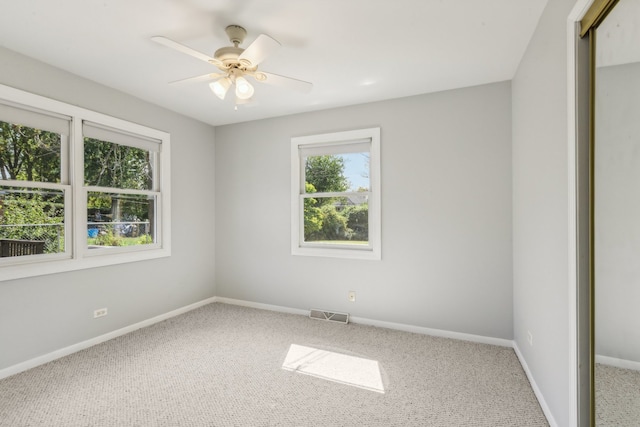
[152,25,312,104]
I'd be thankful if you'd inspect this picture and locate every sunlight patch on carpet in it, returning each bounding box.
[282,344,385,393]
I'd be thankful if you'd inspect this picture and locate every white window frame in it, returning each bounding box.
[0,84,171,282]
[291,127,381,260]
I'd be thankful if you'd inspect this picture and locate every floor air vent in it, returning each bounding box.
[309,309,349,324]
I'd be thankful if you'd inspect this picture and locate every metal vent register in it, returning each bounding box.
[309,309,349,324]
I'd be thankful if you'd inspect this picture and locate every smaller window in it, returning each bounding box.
[291,128,381,260]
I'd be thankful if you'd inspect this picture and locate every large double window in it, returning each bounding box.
[0,85,170,281]
[291,128,381,260]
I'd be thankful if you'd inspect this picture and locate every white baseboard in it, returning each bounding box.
[513,342,558,427]
[0,296,216,380]
[213,296,310,316]
[596,354,640,371]
[350,315,513,347]
[215,297,512,347]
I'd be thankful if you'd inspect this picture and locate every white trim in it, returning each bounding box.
[215,296,512,347]
[595,354,640,371]
[213,296,309,316]
[72,117,84,260]
[0,297,216,381]
[513,342,559,427]
[0,179,69,191]
[83,186,159,196]
[349,315,512,348]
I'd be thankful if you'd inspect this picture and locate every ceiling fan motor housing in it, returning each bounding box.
[214,46,244,64]
[214,25,257,70]
[225,25,247,46]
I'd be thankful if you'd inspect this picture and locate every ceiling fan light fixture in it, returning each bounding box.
[154,25,313,105]
[210,77,232,99]
[235,76,254,100]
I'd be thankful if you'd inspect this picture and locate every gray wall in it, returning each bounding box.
[512,0,576,425]
[0,47,216,370]
[215,82,514,340]
[595,62,640,363]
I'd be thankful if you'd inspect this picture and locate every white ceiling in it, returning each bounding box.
[0,0,548,127]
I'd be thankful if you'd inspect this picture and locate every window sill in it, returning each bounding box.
[0,247,171,282]
[292,245,380,260]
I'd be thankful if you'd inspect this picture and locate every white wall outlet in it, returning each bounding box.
[94,308,108,318]
[527,330,533,346]
[348,291,356,302]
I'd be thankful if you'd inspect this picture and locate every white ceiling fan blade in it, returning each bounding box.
[151,36,223,67]
[238,34,281,67]
[255,71,313,93]
[169,72,227,85]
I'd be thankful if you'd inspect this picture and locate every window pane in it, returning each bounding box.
[341,152,370,191]
[303,195,369,244]
[84,138,153,190]
[0,120,61,183]
[304,152,370,193]
[0,186,65,256]
[87,192,155,248]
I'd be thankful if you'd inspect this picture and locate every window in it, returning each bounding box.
[0,84,170,281]
[0,102,71,262]
[291,127,380,260]
[83,122,160,251]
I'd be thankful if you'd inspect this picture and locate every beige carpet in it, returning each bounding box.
[596,363,640,426]
[0,303,548,426]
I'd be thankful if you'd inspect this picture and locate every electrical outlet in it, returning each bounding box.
[94,308,108,318]
[348,291,356,302]
[527,330,533,346]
